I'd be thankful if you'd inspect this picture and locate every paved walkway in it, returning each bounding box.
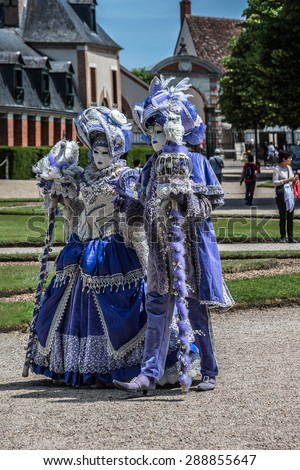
[1,305,299,450]
[1,242,300,255]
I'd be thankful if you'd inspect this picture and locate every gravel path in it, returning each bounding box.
[0,305,299,450]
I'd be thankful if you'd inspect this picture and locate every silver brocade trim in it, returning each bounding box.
[155,180,224,197]
[157,353,201,386]
[80,180,116,206]
[53,263,144,293]
[76,221,119,242]
[80,267,144,293]
[119,222,149,275]
[36,276,75,356]
[32,332,146,375]
[79,160,126,206]
[156,179,195,199]
[53,264,78,288]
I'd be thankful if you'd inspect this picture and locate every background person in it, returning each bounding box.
[133,158,143,173]
[267,141,275,166]
[273,150,298,243]
[240,152,260,206]
[208,148,224,183]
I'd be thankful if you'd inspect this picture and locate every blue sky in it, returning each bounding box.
[97,0,248,70]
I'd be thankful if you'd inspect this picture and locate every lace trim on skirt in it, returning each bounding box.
[53,265,145,293]
[31,332,146,375]
[80,267,144,293]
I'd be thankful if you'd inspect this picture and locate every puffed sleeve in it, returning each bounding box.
[190,152,225,210]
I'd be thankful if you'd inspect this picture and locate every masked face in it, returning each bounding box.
[149,123,167,152]
[92,146,111,170]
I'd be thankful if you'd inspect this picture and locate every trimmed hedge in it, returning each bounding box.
[0,145,89,180]
[125,145,153,167]
[0,146,50,180]
[0,144,151,179]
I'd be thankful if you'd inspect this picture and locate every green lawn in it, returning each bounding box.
[211,216,300,242]
[0,206,46,215]
[227,273,300,304]
[1,213,298,244]
[0,258,279,298]
[0,261,300,330]
[0,301,34,330]
[0,198,40,205]
[0,264,51,295]
[0,214,65,244]
[0,252,59,262]
[256,180,274,188]
[1,273,300,330]
[220,250,300,259]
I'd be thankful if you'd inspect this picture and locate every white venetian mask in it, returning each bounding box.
[92,145,112,170]
[149,123,167,152]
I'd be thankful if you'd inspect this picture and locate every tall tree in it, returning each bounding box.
[131,67,152,85]
[220,0,300,130]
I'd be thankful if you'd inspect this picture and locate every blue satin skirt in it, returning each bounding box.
[30,233,148,387]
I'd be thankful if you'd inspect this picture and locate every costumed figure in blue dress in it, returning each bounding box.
[113,76,234,396]
[22,107,150,387]
[22,106,200,388]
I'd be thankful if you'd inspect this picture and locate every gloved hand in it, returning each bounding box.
[170,192,187,209]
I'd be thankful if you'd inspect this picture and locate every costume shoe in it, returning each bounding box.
[113,374,156,396]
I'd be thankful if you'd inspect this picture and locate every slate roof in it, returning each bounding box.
[69,0,96,4]
[0,61,82,113]
[186,15,243,72]
[22,0,121,50]
[0,51,24,65]
[50,61,75,74]
[0,29,40,56]
[22,57,50,69]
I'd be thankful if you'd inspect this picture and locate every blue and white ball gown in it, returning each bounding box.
[29,160,200,387]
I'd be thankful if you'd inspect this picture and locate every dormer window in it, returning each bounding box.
[111,69,118,108]
[66,75,74,109]
[70,1,97,32]
[14,68,24,103]
[42,72,50,106]
[90,66,97,105]
[91,7,96,32]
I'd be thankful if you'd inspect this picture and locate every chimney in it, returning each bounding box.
[0,0,23,27]
[180,0,191,26]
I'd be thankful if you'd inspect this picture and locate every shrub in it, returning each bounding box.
[0,145,89,179]
[0,144,150,179]
[125,145,153,167]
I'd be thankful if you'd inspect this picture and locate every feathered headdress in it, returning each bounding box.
[74,106,133,161]
[132,76,206,145]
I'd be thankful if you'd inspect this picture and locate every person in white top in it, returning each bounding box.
[273,150,298,243]
[267,142,275,165]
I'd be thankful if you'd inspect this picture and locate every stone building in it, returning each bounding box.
[0,0,244,153]
[0,0,134,147]
[150,0,243,155]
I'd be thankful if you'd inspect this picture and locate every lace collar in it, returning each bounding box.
[81,160,127,187]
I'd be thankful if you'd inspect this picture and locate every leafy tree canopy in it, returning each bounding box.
[220,0,300,130]
[130,67,152,85]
